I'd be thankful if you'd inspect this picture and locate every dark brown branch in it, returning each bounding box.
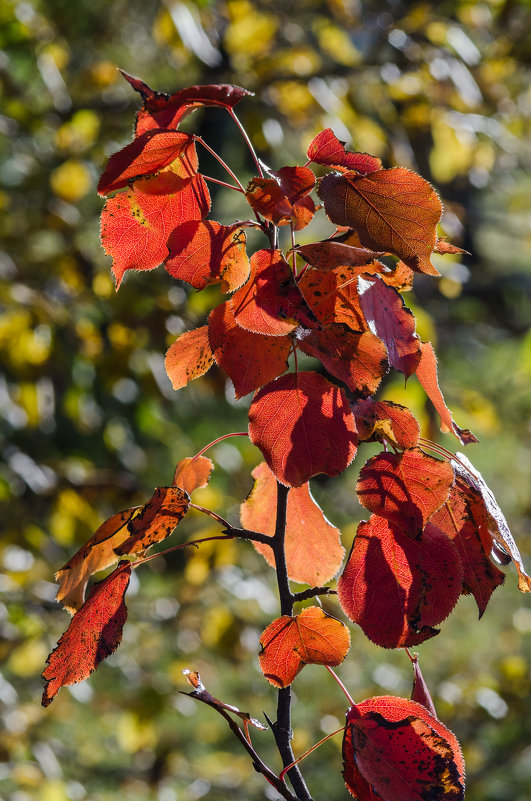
[222,526,276,546]
[269,481,313,801]
[292,586,337,604]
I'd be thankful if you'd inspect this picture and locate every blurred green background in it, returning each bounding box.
[1,0,531,799]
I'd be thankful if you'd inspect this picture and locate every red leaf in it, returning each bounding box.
[259,607,350,688]
[307,128,382,174]
[114,486,191,556]
[452,453,531,593]
[173,456,214,494]
[294,240,383,270]
[297,324,389,397]
[352,398,420,450]
[165,325,214,390]
[240,461,345,585]
[271,165,316,201]
[357,447,454,535]
[248,371,358,487]
[231,249,315,336]
[245,169,316,231]
[208,302,291,398]
[98,131,198,195]
[101,171,210,287]
[415,342,478,445]
[338,515,463,648]
[343,697,465,801]
[42,563,131,706]
[358,275,421,377]
[318,169,443,275]
[165,220,250,292]
[430,477,505,616]
[120,71,253,135]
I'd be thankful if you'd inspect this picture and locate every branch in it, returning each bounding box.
[186,693,299,801]
[223,526,276,546]
[269,481,313,801]
[292,586,337,604]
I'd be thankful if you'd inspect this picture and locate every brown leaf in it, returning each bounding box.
[318,169,443,275]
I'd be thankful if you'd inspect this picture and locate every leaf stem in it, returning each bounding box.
[132,534,234,568]
[190,503,231,528]
[191,431,248,461]
[194,136,246,193]
[325,665,355,706]
[203,174,245,193]
[278,726,347,782]
[229,109,264,177]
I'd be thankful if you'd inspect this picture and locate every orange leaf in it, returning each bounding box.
[338,515,463,648]
[208,302,291,398]
[240,462,345,585]
[56,487,190,613]
[297,324,389,397]
[114,486,190,557]
[318,168,443,275]
[357,447,454,535]
[248,371,358,487]
[165,220,250,292]
[42,563,132,706]
[101,171,210,288]
[259,606,350,688]
[415,342,478,444]
[173,456,214,494]
[165,325,214,390]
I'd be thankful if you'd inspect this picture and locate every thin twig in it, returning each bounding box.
[292,586,337,603]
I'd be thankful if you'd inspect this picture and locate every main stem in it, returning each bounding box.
[271,481,313,801]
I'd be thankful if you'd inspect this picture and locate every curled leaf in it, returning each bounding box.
[307,128,382,174]
[415,342,478,445]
